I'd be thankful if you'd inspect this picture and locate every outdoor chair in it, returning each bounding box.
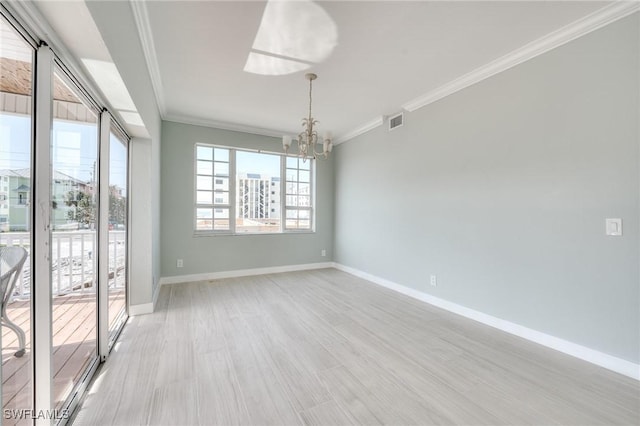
[0,246,28,357]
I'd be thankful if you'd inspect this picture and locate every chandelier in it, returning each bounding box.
[282,73,332,161]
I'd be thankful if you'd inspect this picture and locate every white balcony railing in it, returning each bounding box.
[1,230,126,299]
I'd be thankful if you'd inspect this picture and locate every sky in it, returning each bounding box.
[0,113,127,191]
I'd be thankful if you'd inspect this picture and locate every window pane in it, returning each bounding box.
[299,182,311,195]
[214,192,229,205]
[1,15,33,418]
[197,146,213,161]
[214,161,229,177]
[286,195,297,206]
[197,175,212,190]
[196,208,213,230]
[214,148,229,162]
[298,220,311,229]
[236,151,281,233]
[299,209,311,220]
[286,209,298,219]
[286,182,298,195]
[197,160,212,175]
[286,219,298,229]
[299,170,310,183]
[214,208,229,219]
[298,195,311,207]
[52,67,99,410]
[299,159,310,170]
[214,208,229,231]
[214,177,229,191]
[286,169,297,182]
[197,190,212,204]
[286,156,298,169]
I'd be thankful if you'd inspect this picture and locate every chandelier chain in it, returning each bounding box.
[308,77,313,122]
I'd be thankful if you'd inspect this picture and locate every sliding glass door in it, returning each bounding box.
[1,5,131,422]
[51,67,99,411]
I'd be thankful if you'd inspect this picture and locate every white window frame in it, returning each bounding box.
[194,143,315,236]
[283,155,314,232]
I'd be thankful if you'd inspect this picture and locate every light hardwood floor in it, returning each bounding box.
[73,269,640,425]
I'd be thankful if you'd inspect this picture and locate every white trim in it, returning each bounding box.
[98,111,111,360]
[34,44,54,424]
[402,2,640,113]
[159,262,333,286]
[332,263,640,381]
[130,0,167,117]
[128,278,162,316]
[165,114,287,139]
[129,301,154,316]
[334,116,384,145]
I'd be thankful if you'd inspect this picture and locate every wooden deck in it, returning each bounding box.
[2,289,125,423]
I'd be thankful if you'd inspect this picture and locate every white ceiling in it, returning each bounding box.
[35,0,624,141]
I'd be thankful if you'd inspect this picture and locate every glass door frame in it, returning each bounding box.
[98,113,130,361]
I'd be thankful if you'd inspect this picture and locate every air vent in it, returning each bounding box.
[389,112,404,131]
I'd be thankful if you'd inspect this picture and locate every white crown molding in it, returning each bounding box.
[334,116,384,145]
[333,263,640,381]
[130,0,167,117]
[402,1,640,113]
[159,262,333,286]
[165,113,288,139]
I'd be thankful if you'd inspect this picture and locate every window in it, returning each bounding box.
[285,157,312,230]
[195,144,313,234]
[196,146,230,231]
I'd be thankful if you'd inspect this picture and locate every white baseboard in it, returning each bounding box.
[333,263,640,381]
[159,262,334,286]
[129,301,154,316]
[128,280,163,317]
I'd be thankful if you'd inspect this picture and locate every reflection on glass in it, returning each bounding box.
[1,15,34,423]
[108,132,127,335]
[51,68,98,409]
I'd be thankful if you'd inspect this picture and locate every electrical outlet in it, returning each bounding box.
[177,259,184,268]
[430,275,437,287]
[321,249,327,257]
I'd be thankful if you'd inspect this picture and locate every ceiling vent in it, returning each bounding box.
[388,112,404,131]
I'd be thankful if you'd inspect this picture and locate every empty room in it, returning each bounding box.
[0,0,638,425]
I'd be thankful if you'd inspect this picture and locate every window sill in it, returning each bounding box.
[193,230,315,238]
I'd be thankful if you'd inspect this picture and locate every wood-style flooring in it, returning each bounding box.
[73,269,640,425]
[2,290,126,426]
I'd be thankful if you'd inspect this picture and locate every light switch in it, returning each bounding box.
[605,218,622,236]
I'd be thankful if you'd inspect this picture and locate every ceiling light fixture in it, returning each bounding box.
[283,73,332,161]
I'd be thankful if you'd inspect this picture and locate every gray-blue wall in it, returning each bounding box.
[333,14,639,364]
[160,121,334,278]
